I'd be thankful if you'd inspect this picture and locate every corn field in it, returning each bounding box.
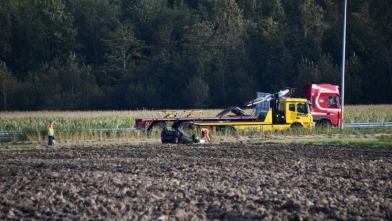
[0,105,391,142]
[344,105,392,123]
[0,109,220,142]
[0,109,221,131]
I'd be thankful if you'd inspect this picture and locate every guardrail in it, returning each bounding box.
[0,128,139,136]
[344,122,392,127]
[0,123,391,136]
[0,131,24,135]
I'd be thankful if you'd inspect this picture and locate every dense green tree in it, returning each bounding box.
[230,68,259,105]
[299,0,326,41]
[207,0,248,106]
[104,22,144,75]
[39,0,77,61]
[125,82,162,109]
[294,54,340,97]
[4,0,76,78]
[27,55,96,110]
[5,0,46,76]
[0,6,12,59]
[0,0,392,111]
[0,61,17,111]
[182,21,218,79]
[183,76,210,108]
[344,53,363,104]
[67,0,120,65]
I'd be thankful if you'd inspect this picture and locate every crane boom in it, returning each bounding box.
[244,89,290,107]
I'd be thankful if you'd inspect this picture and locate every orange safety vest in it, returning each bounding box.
[201,128,209,133]
[48,124,54,136]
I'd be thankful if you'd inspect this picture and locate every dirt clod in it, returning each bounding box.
[0,143,392,220]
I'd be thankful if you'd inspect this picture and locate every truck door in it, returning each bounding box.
[326,95,340,123]
[286,103,297,123]
[296,103,309,120]
[317,96,328,109]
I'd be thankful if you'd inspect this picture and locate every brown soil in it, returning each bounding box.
[1,143,392,220]
[213,133,390,143]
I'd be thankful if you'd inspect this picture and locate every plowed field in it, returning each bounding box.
[1,143,392,220]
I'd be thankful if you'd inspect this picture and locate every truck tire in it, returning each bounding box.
[152,122,166,131]
[319,120,332,129]
[291,123,303,129]
[222,125,236,132]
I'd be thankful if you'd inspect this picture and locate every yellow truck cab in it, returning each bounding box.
[193,97,314,131]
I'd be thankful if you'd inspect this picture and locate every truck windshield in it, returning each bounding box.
[297,103,307,113]
[327,96,338,106]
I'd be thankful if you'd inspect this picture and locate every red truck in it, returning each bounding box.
[303,84,341,128]
[135,84,341,131]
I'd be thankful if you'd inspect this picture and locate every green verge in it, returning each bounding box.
[330,127,392,135]
[265,137,392,148]
[2,127,392,150]
[0,139,162,151]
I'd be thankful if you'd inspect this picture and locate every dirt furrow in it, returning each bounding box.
[1,143,391,220]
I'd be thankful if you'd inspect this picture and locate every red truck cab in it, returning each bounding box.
[303,84,341,128]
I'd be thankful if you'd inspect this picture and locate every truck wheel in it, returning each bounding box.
[319,120,332,129]
[222,125,236,132]
[291,123,303,129]
[153,122,166,131]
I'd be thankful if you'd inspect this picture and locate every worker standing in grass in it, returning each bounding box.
[200,128,211,142]
[48,121,54,146]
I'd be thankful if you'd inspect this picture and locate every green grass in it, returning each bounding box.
[2,129,392,150]
[255,127,392,148]
[0,127,164,143]
[0,139,162,151]
[379,135,392,142]
[330,126,392,135]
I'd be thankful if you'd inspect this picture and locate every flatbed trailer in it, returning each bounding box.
[135,116,257,131]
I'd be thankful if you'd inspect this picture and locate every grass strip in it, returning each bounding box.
[0,139,162,151]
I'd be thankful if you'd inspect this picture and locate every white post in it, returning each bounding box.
[341,0,347,130]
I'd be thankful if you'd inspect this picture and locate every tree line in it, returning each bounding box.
[0,0,391,111]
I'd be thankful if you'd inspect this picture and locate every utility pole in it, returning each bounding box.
[341,0,347,130]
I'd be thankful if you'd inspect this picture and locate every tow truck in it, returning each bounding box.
[192,89,315,131]
[135,84,340,131]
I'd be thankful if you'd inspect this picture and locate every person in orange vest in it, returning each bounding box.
[200,128,211,142]
[48,121,55,146]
